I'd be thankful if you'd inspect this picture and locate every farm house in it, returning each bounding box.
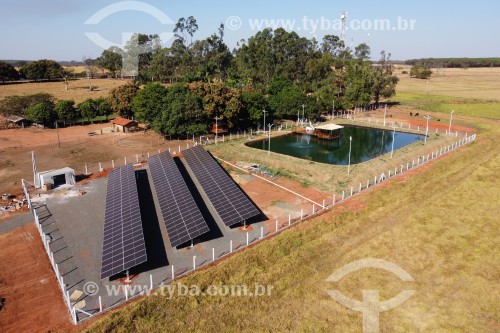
[111,117,138,133]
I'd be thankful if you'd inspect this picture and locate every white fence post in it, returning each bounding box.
[260,227,263,239]
[171,265,174,280]
[230,240,233,253]
[288,214,291,226]
[275,220,278,232]
[212,248,215,261]
[99,296,102,312]
[193,256,196,270]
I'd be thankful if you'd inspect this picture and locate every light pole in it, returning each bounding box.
[302,104,305,122]
[423,115,432,145]
[347,136,352,175]
[267,124,273,155]
[332,99,335,118]
[383,104,387,126]
[448,110,454,133]
[390,123,397,158]
[262,109,268,135]
[214,116,222,144]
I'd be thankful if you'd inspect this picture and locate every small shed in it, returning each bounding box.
[112,117,138,133]
[37,167,76,190]
[5,115,28,128]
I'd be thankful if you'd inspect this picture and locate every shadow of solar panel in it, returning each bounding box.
[100,164,147,279]
[182,145,260,227]
[148,152,209,247]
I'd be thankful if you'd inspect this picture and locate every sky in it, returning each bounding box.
[0,0,499,61]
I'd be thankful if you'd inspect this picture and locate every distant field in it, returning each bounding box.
[0,78,131,104]
[392,67,500,119]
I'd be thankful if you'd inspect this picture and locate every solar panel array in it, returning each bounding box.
[101,164,147,279]
[148,152,209,247]
[182,145,260,227]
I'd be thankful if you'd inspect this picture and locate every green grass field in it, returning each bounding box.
[83,69,500,333]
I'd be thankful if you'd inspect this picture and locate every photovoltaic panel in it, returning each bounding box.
[100,164,147,279]
[182,145,260,227]
[148,152,209,247]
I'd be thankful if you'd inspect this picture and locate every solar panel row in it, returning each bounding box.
[100,165,147,279]
[182,145,260,227]
[148,152,209,247]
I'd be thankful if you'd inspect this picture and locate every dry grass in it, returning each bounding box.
[0,78,131,104]
[396,67,500,101]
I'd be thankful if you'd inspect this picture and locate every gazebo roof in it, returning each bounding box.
[315,124,344,131]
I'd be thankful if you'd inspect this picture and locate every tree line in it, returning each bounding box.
[405,57,500,68]
[1,18,401,135]
[0,93,112,127]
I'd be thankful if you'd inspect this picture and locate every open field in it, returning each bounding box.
[0,78,130,104]
[393,66,500,119]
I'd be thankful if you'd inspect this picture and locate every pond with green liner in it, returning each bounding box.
[246,125,426,165]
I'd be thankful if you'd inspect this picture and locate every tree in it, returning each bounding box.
[174,16,199,46]
[96,47,123,77]
[122,33,161,78]
[19,59,63,81]
[108,83,139,118]
[269,85,307,119]
[131,83,168,124]
[0,61,20,83]
[155,84,207,136]
[186,80,243,128]
[54,99,78,126]
[371,51,399,104]
[241,90,268,127]
[96,97,113,121]
[354,43,371,62]
[0,93,54,116]
[410,64,432,79]
[25,101,56,127]
[77,99,98,123]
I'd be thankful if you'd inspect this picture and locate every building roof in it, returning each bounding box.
[38,167,75,178]
[6,115,25,123]
[112,117,136,126]
[315,123,344,131]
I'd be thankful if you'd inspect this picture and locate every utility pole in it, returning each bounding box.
[448,110,454,133]
[390,123,397,158]
[423,115,432,145]
[262,109,268,135]
[267,124,274,156]
[214,116,222,144]
[347,136,352,175]
[55,121,61,148]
